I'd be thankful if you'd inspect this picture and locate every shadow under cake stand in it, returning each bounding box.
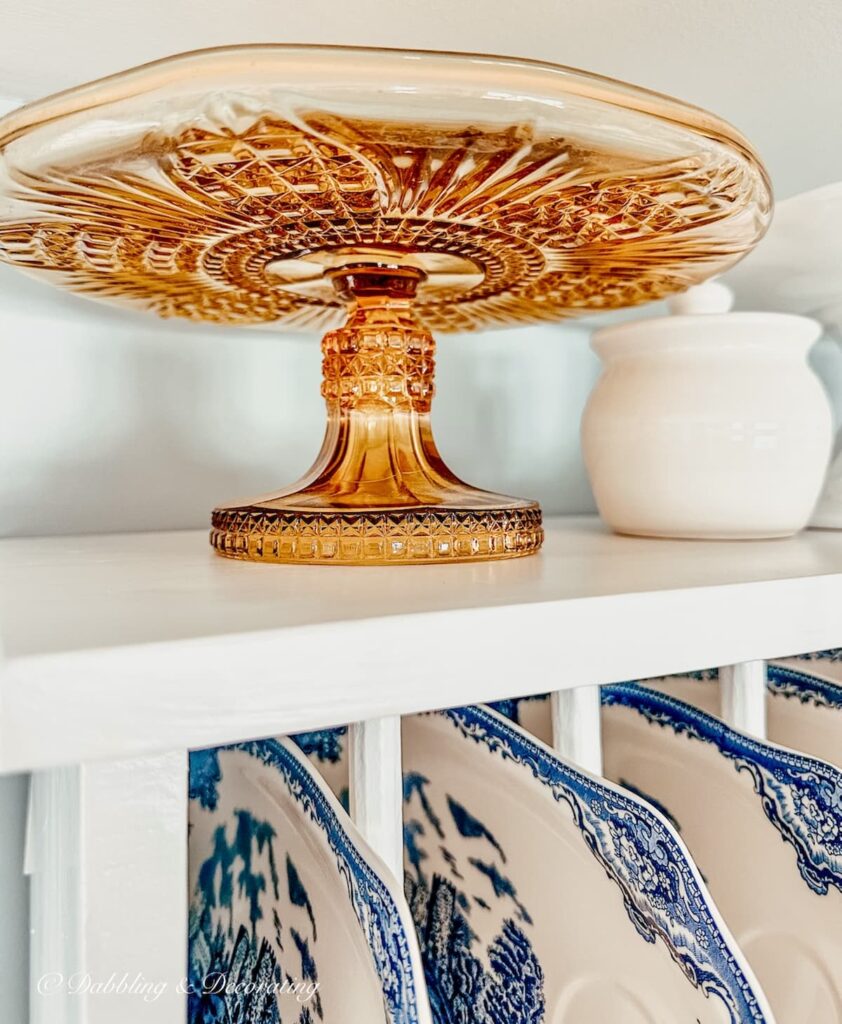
[0,45,771,564]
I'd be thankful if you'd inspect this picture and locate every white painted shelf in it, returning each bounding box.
[2,515,842,773]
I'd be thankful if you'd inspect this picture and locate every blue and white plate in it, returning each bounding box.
[602,682,842,1023]
[188,737,432,1024]
[766,653,842,771]
[779,649,842,676]
[293,726,349,808]
[403,704,772,1023]
[642,658,842,776]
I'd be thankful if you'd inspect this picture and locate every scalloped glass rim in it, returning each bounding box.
[0,44,765,169]
[0,41,773,337]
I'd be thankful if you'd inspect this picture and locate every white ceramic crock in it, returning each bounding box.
[582,285,833,539]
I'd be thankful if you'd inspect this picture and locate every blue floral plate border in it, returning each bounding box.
[603,682,842,898]
[768,663,842,710]
[190,738,430,1024]
[436,704,773,1024]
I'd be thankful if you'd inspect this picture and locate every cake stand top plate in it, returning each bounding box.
[0,45,772,333]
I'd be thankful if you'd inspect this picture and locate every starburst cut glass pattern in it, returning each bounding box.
[0,46,772,564]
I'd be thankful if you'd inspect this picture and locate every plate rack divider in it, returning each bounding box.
[25,666,771,1024]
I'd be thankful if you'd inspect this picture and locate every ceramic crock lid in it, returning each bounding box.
[592,279,822,356]
[667,280,734,315]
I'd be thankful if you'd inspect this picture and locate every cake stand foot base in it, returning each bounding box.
[210,502,543,565]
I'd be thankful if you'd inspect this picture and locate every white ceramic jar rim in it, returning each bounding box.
[592,311,822,359]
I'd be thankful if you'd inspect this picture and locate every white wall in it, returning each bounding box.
[0,265,600,538]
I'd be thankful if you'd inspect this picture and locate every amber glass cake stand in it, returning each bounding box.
[0,46,771,564]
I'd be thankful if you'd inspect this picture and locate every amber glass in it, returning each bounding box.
[0,45,772,564]
[211,265,542,562]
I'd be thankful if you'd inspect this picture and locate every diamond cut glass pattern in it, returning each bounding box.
[0,46,772,564]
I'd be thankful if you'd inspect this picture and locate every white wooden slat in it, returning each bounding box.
[349,717,403,882]
[27,753,188,1023]
[720,660,767,738]
[0,632,30,1024]
[551,686,603,775]
[28,767,81,1024]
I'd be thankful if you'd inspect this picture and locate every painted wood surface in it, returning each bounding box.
[1,518,841,771]
[350,717,404,882]
[720,660,768,738]
[552,686,603,775]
